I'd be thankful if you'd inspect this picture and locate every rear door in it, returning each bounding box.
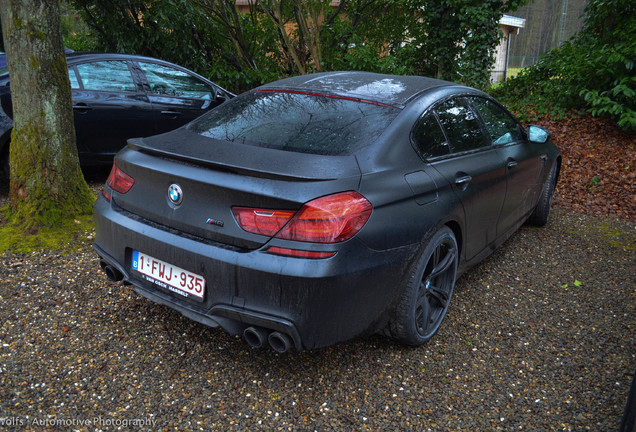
[414,97,507,260]
[469,96,545,233]
[134,61,225,136]
[71,60,155,161]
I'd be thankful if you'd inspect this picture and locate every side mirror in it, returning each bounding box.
[527,125,551,143]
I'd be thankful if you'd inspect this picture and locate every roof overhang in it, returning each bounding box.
[499,15,526,29]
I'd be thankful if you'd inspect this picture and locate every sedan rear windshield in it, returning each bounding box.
[189,90,400,155]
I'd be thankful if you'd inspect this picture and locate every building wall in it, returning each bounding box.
[507,0,588,69]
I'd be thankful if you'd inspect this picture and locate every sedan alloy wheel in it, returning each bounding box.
[394,226,458,345]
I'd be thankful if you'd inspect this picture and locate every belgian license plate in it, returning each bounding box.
[132,250,205,300]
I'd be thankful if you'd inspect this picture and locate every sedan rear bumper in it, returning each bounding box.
[95,250,305,349]
[93,196,417,350]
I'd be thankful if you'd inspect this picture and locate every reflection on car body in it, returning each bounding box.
[93,71,560,352]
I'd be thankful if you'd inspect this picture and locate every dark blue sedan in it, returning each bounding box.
[0,52,233,179]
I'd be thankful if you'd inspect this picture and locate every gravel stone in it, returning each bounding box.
[0,179,634,431]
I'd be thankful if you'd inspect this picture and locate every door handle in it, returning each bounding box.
[507,160,518,169]
[161,110,182,117]
[455,175,472,190]
[72,103,91,113]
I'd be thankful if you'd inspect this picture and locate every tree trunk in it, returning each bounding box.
[0,0,94,233]
[293,0,323,72]
[263,0,307,75]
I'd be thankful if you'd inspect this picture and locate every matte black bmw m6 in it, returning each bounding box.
[94,71,560,352]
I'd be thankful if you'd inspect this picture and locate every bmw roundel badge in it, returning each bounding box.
[168,184,183,205]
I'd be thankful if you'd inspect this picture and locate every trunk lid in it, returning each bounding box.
[111,130,362,250]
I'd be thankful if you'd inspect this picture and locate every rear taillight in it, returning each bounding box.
[231,208,296,237]
[277,192,372,243]
[233,191,372,244]
[103,162,134,200]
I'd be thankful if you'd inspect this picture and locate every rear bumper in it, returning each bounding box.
[95,243,304,349]
[93,196,417,350]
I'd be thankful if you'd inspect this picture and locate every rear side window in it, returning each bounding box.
[138,62,213,99]
[434,98,487,153]
[470,97,522,145]
[189,90,400,155]
[412,112,450,159]
[76,61,136,93]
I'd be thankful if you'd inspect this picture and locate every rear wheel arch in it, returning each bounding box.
[444,219,462,260]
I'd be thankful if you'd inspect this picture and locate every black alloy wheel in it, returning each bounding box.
[392,226,458,345]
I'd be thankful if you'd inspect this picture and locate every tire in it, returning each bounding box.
[619,369,636,432]
[391,226,458,346]
[527,161,558,227]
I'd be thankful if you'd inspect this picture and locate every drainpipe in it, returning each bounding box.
[503,28,512,82]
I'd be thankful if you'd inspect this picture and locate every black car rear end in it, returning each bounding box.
[93,88,416,350]
[93,146,416,350]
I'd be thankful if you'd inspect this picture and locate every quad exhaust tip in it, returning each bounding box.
[99,259,124,282]
[243,326,269,349]
[243,326,294,353]
[268,331,293,353]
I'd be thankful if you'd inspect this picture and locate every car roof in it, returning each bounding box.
[65,52,176,65]
[257,71,461,107]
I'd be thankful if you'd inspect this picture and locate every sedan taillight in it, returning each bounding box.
[103,162,134,200]
[231,208,296,237]
[233,191,372,244]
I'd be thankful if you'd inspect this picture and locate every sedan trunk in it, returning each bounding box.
[110,131,362,250]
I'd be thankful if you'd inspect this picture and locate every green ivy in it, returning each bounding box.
[399,0,528,89]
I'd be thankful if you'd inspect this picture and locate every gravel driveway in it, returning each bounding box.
[1,179,634,431]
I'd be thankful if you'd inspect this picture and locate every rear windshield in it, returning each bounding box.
[189,90,400,155]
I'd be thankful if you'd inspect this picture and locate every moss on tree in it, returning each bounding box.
[0,0,95,253]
